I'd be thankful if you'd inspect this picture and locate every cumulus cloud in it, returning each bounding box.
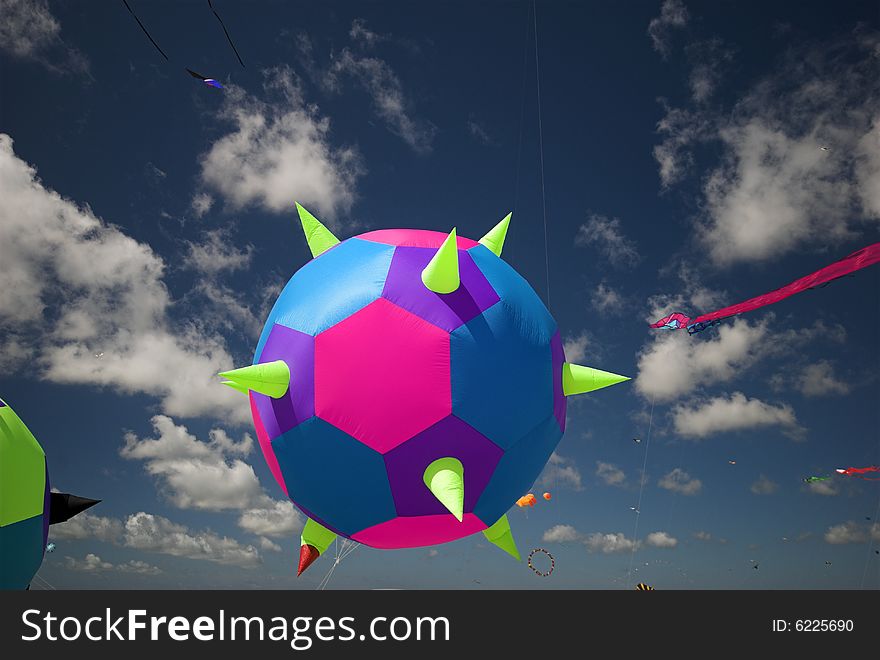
[672,392,802,439]
[537,453,583,491]
[591,282,624,314]
[824,521,880,545]
[645,531,678,548]
[325,50,436,153]
[750,474,779,495]
[198,67,362,220]
[53,512,262,568]
[562,333,590,363]
[191,192,214,218]
[583,532,639,554]
[123,512,261,567]
[467,116,494,145]
[0,135,249,423]
[647,0,689,57]
[64,554,162,575]
[795,361,851,397]
[258,537,282,553]
[121,415,263,512]
[349,18,385,47]
[0,0,89,75]
[542,525,582,543]
[655,31,880,264]
[806,479,839,496]
[693,530,712,541]
[635,317,843,403]
[185,230,253,275]
[658,468,702,495]
[575,214,641,267]
[595,461,626,487]
[237,499,304,539]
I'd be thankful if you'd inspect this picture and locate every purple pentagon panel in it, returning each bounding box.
[383,415,503,517]
[381,246,500,332]
[551,330,567,432]
[252,324,315,440]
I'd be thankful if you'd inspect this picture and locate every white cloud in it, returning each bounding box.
[64,554,162,575]
[349,19,385,47]
[595,461,626,487]
[237,499,304,539]
[326,50,436,153]
[123,512,261,567]
[686,39,732,103]
[198,67,362,221]
[635,317,843,403]
[0,0,89,74]
[806,479,839,496]
[636,318,768,402]
[258,537,282,552]
[583,532,639,554]
[672,392,802,439]
[542,525,581,543]
[191,192,214,218]
[647,0,689,57]
[575,214,641,267]
[645,531,678,548]
[49,513,124,543]
[824,521,880,545]
[750,474,779,495]
[796,361,851,397]
[656,32,880,265]
[658,468,702,495]
[693,530,712,541]
[52,511,262,568]
[121,415,267,512]
[0,135,250,423]
[591,282,623,314]
[186,230,253,275]
[536,453,583,491]
[562,333,590,363]
[467,117,493,145]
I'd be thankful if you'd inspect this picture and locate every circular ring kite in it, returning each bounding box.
[527,548,555,577]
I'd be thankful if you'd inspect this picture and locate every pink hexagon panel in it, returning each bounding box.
[314,298,452,453]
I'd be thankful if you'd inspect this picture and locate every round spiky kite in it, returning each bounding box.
[220,204,629,576]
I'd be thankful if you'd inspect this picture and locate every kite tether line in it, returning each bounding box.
[122,0,169,61]
[627,393,656,586]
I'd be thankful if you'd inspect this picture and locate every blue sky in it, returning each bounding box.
[1,0,878,589]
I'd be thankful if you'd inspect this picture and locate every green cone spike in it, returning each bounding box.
[423,457,464,522]
[301,517,337,555]
[421,229,460,294]
[482,514,521,561]
[478,212,511,257]
[218,360,291,399]
[562,363,630,396]
[295,202,340,258]
[221,380,250,395]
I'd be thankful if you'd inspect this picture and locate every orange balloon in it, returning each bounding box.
[543,492,552,500]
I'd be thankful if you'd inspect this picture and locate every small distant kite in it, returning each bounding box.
[630,506,640,514]
[516,493,537,508]
[825,561,832,566]
[542,492,552,501]
[728,460,736,465]
[527,548,555,577]
[633,437,641,444]
[635,582,655,590]
[819,146,831,151]
[803,476,830,483]
[186,68,223,89]
[835,466,880,481]
[651,243,880,334]
[45,543,56,553]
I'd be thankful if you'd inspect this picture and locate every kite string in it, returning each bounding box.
[627,393,656,586]
[208,0,245,67]
[121,0,169,61]
[533,0,551,310]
